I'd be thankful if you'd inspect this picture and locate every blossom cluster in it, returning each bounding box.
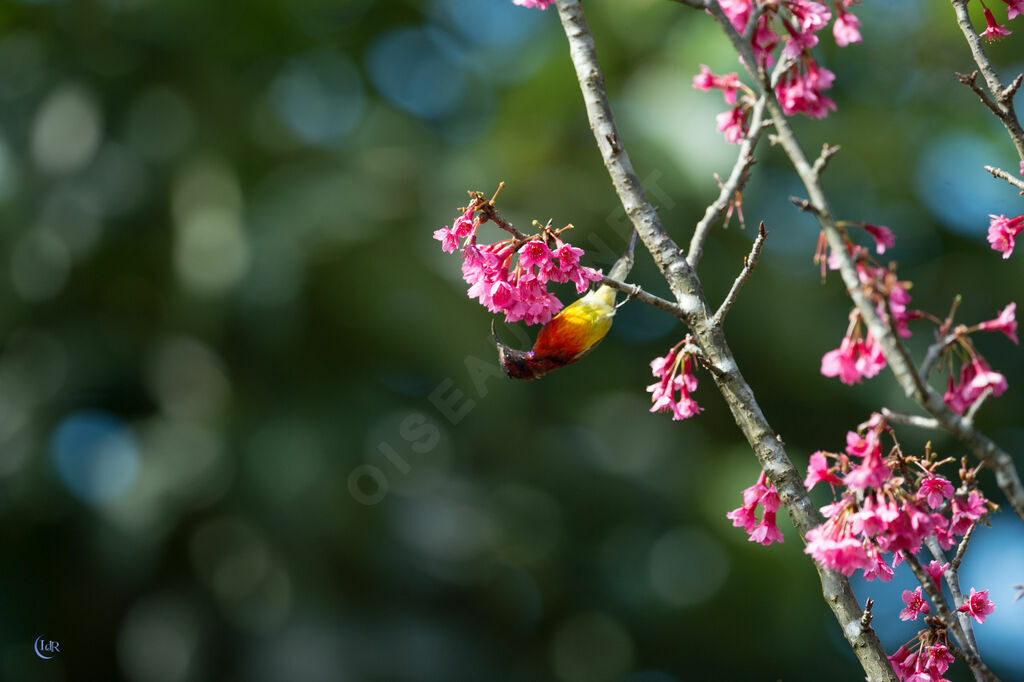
[802,414,994,580]
[434,195,602,326]
[818,230,913,385]
[888,586,995,680]
[726,470,785,546]
[647,340,703,420]
[694,1,861,141]
[937,303,1016,414]
[887,629,955,682]
[512,0,553,9]
[817,223,1017,416]
[779,411,1000,682]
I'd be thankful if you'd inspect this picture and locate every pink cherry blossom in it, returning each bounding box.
[987,214,1024,257]
[775,59,837,119]
[716,106,748,144]
[862,546,895,582]
[899,586,930,621]
[833,9,862,46]
[887,645,913,678]
[728,471,784,545]
[783,26,819,59]
[518,239,551,272]
[648,346,703,421]
[821,336,861,384]
[804,519,872,576]
[726,504,758,533]
[845,429,879,458]
[917,475,954,510]
[749,510,784,545]
[870,268,914,338]
[943,357,1008,415]
[752,20,780,65]
[980,8,1012,41]
[452,207,475,238]
[925,644,954,676]
[433,226,460,253]
[692,65,742,105]
[512,0,552,9]
[805,451,842,490]
[925,560,949,589]
[489,280,515,310]
[849,496,885,537]
[863,223,895,254]
[950,491,989,535]
[856,333,887,378]
[977,302,1018,344]
[719,0,752,32]
[843,443,891,490]
[787,0,831,33]
[959,588,996,624]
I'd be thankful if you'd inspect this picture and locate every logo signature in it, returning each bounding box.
[34,636,60,660]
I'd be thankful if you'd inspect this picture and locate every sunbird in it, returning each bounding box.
[494,231,637,380]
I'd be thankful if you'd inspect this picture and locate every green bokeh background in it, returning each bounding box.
[1,0,1023,680]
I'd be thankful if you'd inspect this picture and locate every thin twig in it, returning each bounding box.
[688,99,769,267]
[712,221,767,327]
[811,144,841,177]
[957,70,1003,119]
[983,164,1024,193]
[600,275,685,318]
[952,524,975,573]
[476,200,527,240]
[964,386,994,424]
[920,332,960,382]
[860,598,874,629]
[880,409,942,431]
[789,196,822,216]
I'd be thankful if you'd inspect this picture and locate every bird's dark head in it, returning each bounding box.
[492,321,551,380]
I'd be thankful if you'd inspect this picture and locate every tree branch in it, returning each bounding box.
[983,164,1024,193]
[554,2,896,679]
[712,221,767,327]
[600,275,685,318]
